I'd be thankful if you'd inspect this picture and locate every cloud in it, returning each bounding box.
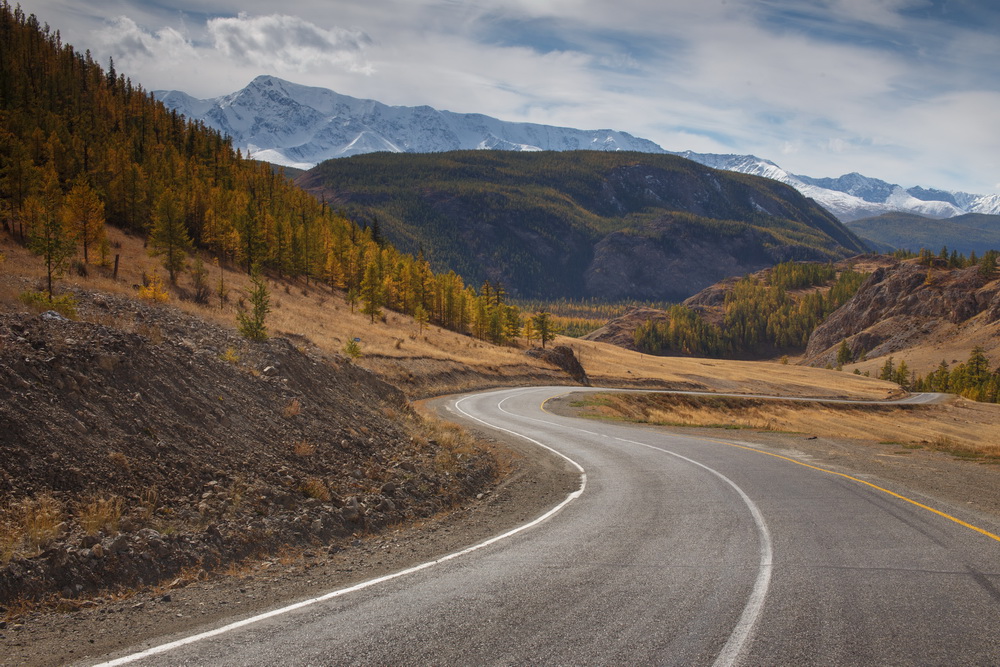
[93,15,197,66]
[207,13,372,73]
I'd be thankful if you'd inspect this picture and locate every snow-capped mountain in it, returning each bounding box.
[154,75,667,170]
[672,151,999,221]
[155,76,999,221]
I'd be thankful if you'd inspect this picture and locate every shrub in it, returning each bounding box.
[343,339,362,359]
[18,290,78,318]
[138,273,169,302]
[300,477,331,501]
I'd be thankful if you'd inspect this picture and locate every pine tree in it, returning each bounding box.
[237,269,270,340]
[532,311,558,349]
[148,188,192,283]
[836,339,853,366]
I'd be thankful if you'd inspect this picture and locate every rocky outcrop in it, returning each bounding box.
[526,345,590,386]
[804,261,1000,364]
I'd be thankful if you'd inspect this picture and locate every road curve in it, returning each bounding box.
[93,386,999,666]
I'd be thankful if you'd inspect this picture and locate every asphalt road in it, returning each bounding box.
[93,386,1000,666]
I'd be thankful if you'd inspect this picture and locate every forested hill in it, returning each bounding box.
[0,2,540,347]
[298,151,868,301]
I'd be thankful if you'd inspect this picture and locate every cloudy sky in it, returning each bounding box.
[18,0,1000,194]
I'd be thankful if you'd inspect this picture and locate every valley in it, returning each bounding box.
[3,3,1000,663]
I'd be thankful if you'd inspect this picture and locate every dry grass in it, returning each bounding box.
[282,398,302,418]
[292,440,317,457]
[1,494,66,557]
[300,477,331,501]
[575,392,1000,458]
[76,495,125,535]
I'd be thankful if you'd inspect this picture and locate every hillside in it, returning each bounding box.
[0,284,500,607]
[803,259,1000,377]
[584,257,890,358]
[845,212,1000,255]
[297,151,868,301]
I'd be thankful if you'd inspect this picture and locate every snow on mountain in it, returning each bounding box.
[969,194,1000,216]
[155,76,995,222]
[153,75,667,169]
[674,151,985,222]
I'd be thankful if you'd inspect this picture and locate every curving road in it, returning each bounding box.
[94,386,1000,666]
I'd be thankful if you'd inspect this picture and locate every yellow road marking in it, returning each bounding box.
[544,391,1000,543]
[702,437,1000,544]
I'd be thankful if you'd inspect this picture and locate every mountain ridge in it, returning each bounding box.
[296,150,868,301]
[155,76,999,223]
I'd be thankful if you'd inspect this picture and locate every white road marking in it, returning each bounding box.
[93,391,586,666]
[472,386,773,666]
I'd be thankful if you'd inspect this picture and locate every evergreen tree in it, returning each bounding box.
[148,188,192,283]
[532,311,558,349]
[26,168,76,301]
[237,269,270,340]
[836,339,853,366]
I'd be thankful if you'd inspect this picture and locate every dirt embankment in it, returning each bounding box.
[0,290,500,610]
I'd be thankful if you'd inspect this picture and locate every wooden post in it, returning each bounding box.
[113,254,120,280]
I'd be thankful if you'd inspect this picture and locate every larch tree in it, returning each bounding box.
[62,178,105,264]
[148,187,192,283]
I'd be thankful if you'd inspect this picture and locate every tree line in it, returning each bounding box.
[633,262,868,357]
[870,348,1000,403]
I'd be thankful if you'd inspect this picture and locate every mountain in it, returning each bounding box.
[296,151,868,301]
[156,77,1000,224]
[154,76,667,170]
[673,152,1000,222]
[844,212,1000,255]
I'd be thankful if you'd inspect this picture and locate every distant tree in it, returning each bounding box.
[893,360,910,389]
[360,260,384,323]
[978,250,997,281]
[413,303,429,334]
[878,356,895,382]
[61,179,105,264]
[532,311,558,349]
[836,339,853,366]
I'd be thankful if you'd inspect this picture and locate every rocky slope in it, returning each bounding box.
[804,261,1000,367]
[0,290,498,607]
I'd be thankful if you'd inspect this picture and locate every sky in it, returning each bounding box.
[17,0,1000,194]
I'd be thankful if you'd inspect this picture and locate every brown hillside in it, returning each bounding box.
[804,260,1000,374]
